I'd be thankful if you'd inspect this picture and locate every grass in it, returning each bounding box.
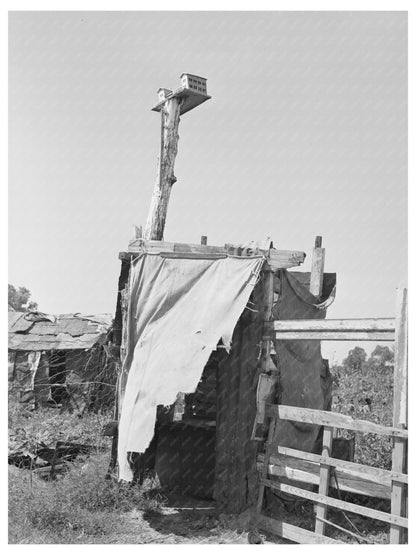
[9,353,401,544]
[8,395,113,458]
[8,452,166,544]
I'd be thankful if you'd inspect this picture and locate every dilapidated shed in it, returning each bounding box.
[8,312,116,413]
[112,237,336,512]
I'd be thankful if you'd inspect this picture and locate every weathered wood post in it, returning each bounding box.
[144,74,211,241]
[390,287,408,544]
[310,235,333,537]
[310,236,325,298]
[144,98,182,240]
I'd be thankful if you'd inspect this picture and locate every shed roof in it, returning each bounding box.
[8,312,112,352]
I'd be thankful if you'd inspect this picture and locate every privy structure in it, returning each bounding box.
[110,74,336,513]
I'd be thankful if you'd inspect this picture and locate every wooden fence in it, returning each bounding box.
[255,288,408,544]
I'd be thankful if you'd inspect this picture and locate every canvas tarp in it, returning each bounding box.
[117,253,265,481]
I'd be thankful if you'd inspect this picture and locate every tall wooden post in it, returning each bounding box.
[144,97,182,241]
[390,288,408,544]
[311,235,332,537]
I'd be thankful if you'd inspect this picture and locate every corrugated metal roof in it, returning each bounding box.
[8,312,112,352]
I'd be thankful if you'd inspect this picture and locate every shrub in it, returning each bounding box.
[331,352,394,470]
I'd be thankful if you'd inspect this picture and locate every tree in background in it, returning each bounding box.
[331,344,395,469]
[343,346,367,372]
[8,284,38,312]
[367,344,394,372]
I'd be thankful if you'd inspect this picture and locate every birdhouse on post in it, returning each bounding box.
[144,74,211,241]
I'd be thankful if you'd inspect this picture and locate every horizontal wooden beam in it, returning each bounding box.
[273,318,395,332]
[257,454,390,500]
[261,479,408,528]
[273,331,395,341]
[126,239,306,270]
[265,404,408,439]
[269,318,395,341]
[252,513,342,544]
[273,446,408,485]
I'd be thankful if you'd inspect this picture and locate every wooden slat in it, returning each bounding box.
[271,317,395,341]
[390,288,408,544]
[272,318,395,332]
[315,426,333,535]
[257,454,391,500]
[126,240,306,269]
[253,513,342,544]
[261,480,408,528]
[273,331,395,341]
[265,404,408,438]
[271,446,408,485]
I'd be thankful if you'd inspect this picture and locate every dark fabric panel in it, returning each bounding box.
[272,270,334,455]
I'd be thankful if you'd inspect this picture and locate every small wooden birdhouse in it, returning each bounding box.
[152,74,211,115]
[180,74,208,95]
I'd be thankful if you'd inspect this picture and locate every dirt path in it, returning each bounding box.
[82,495,283,544]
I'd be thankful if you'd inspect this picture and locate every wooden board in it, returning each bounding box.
[261,479,408,528]
[253,513,342,544]
[272,318,395,332]
[273,331,394,341]
[125,240,306,270]
[268,446,407,485]
[257,453,391,500]
[265,404,408,438]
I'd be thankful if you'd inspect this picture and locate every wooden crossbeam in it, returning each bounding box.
[261,479,408,528]
[125,239,306,270]
[269,318,395,341]
[272,318,395,332]
[266,446,408,485]
[257,453,391,499]
[273,330,394,341]
[265,404,408,438]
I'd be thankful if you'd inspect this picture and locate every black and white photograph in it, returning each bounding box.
[7,5,409,545]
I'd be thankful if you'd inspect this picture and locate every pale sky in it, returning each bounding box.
[8,11,407,362]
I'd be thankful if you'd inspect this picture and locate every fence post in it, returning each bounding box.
[390,288,408,544]
[315,425,334,535]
